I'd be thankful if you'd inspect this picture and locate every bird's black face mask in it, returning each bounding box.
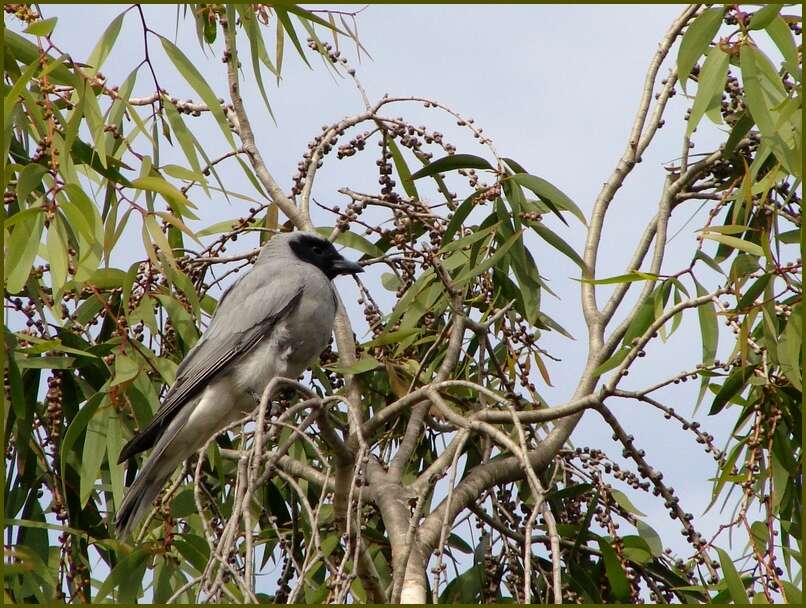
[289,234,364,280]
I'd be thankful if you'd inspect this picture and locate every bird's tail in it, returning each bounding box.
[115,432,184,539]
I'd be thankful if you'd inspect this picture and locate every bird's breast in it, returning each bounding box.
[233,280,336,395]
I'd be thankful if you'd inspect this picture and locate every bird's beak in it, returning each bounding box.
[332,258,364,275]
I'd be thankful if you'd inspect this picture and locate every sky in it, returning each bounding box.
[11,2,793,598]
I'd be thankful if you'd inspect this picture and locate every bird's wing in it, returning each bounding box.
[118,268,305,463]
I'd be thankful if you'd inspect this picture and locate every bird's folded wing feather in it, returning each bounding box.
[118,267,304,463]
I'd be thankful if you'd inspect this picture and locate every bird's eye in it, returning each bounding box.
[312,246,323,255]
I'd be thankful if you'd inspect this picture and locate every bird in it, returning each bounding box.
[115,231,363,537]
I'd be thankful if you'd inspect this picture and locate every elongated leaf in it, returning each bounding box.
[694,278,718,366]
[527,220,584,269]
[111,354,140,386]
[701,232,764,257]
[443,190,483,242]
[325,356,381,375]
[131,175,197,219]
[95,549,149,603]
[5,211,44,294]
[239,5,276,120]
[24,17,57,37]
[454,229,522,284]
[766,16,799,75]
[597,539,630,601]
[580,271,658,285]
[46,215,68,292]
[716,547,750,603]
[677,7,725,94]
[709,365,755,415]
[687,47,729,135]
[740,45,776,139]
[611,489,646,516]
[778,303,802,390]
[410,153,493,180]
[160,36,236,148]
[510,173,586,225]
[87,11,125,72]
[16,163,48,206]
[80,404,108,507]
[748,4,780,30]
[314,227,384,257]
[274,7,310,66]
[387,137,419,199]
[5,30,79,87]
[636,521,663,557]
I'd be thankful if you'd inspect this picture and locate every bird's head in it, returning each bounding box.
[264,231,364,280]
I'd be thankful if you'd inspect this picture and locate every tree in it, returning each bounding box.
[3,3,801,604]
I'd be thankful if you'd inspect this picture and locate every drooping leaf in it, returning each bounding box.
[160,35,236,149]
[23,17,58,37]
[597,539,630,601]
[410,153,493,180]
[510,173,586,225]
[716,547,750,603]
[677,7,725,94]
[687,47,729,135]
[701,231,764,257]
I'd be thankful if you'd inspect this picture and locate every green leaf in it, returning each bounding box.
[314,227,384,258]
[155,294,199,350]
[725,113,755,157]
[778,303,802,390]
[709,365,755,415]
[526,220,585,269]
[160,35,236,149]
[443,190,483,242]
[15,163,48,205]
[439,221,498,253]
[598,539,630,601]
[694,278,718,367]
[636,521,663,557]
[510,173,586,225]
[765,16,799,75]
[4,210,44,294]
[387,137,419,199]
[46,216,69,292]
[381,272,401,291]
[677,7,725,94]
[131,175,197,219]
[687,47,729,135]
[454,229,523,285]
[86,268,128,290]
[240,6,276,120]
[111,354,140,386]
[748,5,780,30]
[87,11,125,72]
[740,45,777,140]
[716,547,750,604]
[95,549,149,603]
[440,564,483,603]
[410,153,493,180]
[4,59,40,130]
[5,30,78,86]
[106,411,125,511]
[610,489,646,517]
[80,404,109,507]
[24,17,58,37]
[325,356,381,375]
[701,232,764,257]
[362,327,421,349]
[580,271,658,285]
[274,7,310,66]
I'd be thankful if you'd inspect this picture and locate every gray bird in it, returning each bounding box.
[115,231,363,537]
